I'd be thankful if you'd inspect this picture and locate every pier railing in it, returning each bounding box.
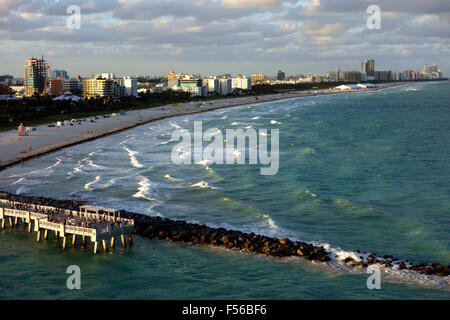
[0,199,135,253]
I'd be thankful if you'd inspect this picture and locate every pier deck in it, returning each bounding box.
[0,199,134,253]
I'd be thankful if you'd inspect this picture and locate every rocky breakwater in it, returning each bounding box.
[1,191,449,278]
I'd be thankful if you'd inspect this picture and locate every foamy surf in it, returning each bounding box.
[191,181,217,190]
[133,176,161,202]
[315,242,450,291]
[123,146,145,168]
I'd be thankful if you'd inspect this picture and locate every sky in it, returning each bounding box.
[1,0,449,78]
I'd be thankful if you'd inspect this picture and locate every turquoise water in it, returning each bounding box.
[0,82,449,299]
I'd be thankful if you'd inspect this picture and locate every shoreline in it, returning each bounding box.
[0,81,407,171]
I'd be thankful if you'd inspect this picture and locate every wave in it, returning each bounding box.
[169,122,183,129]
[11,157,63,178]
[318,242,450,291]
[11,178,47,186]
[133,176,160,201]
[271,120,282,125]
[191,181,217,190]
[164,174,184,182]
[123,146,145,168]
[15,185,31,195]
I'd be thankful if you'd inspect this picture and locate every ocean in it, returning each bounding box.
[0,81,449,299]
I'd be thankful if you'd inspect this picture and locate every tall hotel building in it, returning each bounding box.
[24,56,48,97]
[82,77,114,98]
[251,73,266,85]
[362,59,375,77]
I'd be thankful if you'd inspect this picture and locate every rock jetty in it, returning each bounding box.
[1,191,448,277]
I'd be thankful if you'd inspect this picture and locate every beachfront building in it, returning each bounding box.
[374,70,392,81]
[219,77,232,95]
[117,77,138,97]
[277,70,285,81]
[421,64,442,80]
[232,75,251,91]
[24,56,49,97]
[202,77,219,94]
[82,77,115,98]
[344,71,362,83]
[251,73,266,85]
[361,59,375,77]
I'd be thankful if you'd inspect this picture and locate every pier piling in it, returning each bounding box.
[72,234,76,247]
[110,236,115,248]
[93,242,98,254]
[102,239,108,253]
[121,234,126,248]
[44,229,48,240]
[128,234,133,247]
[62,236,67,250]
[1,219,4,229]
[36,229,41,242]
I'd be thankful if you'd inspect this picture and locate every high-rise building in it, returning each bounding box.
[24,56,49,97]
[232,75,251,91]
[117,77,138,97]
[219,78,232,95]
[82,77,115,98]
[344,71,362,83]
[362,59,375,77]
[251,73,266,85]
[51,69,68,80]
[277,70,285,81]
[202,77,219,94]
[328,67,341,82]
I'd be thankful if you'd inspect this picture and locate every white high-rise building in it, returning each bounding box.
[202,77,219,94]
[122,77,138,97]
[231,75,251,91]
[219,78,232,95]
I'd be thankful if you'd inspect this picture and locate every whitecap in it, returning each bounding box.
[191,181,217,190]
[133,177,159,201]
[271,120,282,125]
[123,146,145,168]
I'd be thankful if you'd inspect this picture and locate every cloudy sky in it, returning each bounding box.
[1,0,449,78]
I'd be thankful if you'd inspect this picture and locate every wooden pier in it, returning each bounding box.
[0,199,134,254]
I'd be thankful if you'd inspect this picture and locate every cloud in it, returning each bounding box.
[0,0,448,77]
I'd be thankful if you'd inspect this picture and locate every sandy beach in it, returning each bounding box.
[0,82,404,170]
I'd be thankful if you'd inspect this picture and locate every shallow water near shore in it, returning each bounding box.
[0,82,449,299]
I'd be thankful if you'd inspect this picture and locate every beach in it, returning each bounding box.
[0,83,403,170]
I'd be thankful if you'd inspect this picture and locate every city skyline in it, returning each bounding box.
[1,0,449,77]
